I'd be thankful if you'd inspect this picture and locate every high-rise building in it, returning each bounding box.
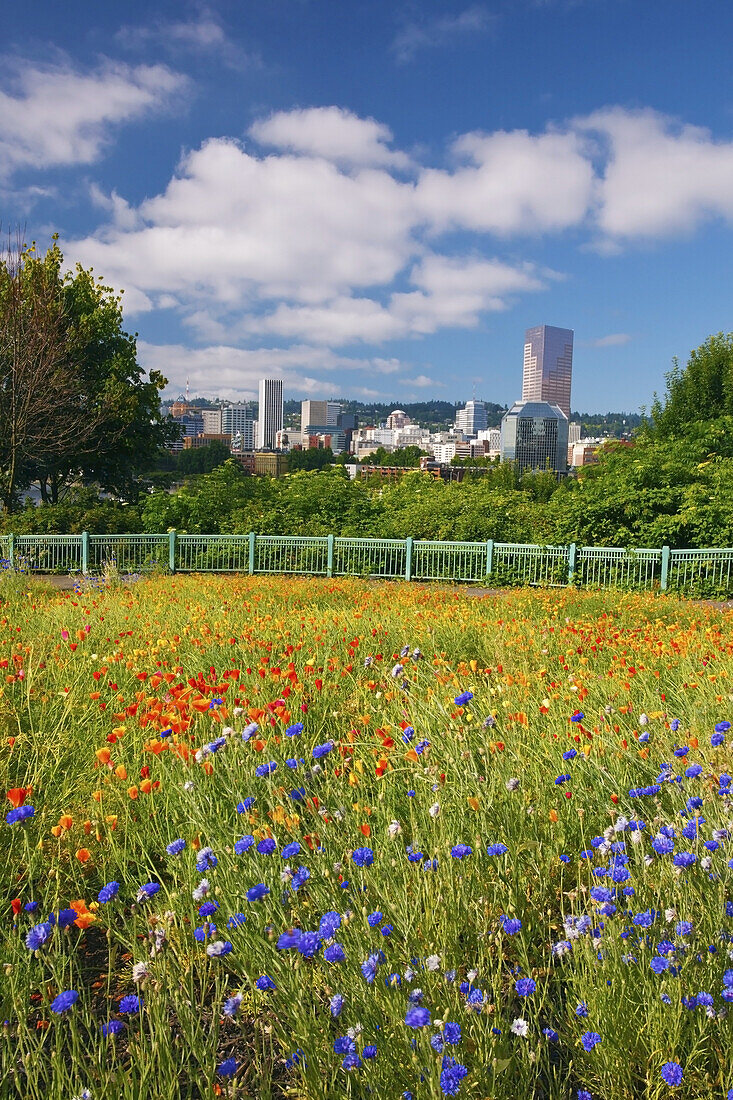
[454,400,489,436]
[257,379,283,449]
[500,400,569,473]
[522,325,573,419]
[222,403,255,449]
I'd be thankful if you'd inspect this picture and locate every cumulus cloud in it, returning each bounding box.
[137,340,408,400]
[249,107,411,169]
[0,59,186,179]
[392,5,495,63]
[416,128,595,234]
[579,107,733,238]
[116,10,258,70]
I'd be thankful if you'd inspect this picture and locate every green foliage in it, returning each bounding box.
[176,440,231,476]
[651,332,733,437]
[360,445,427,467]
[287,447,335,472]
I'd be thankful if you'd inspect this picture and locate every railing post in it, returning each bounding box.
[485,539,494,578]
[327,534,334,578]
[405,536,413,582]
[248,531,256,575]
[8,533,14,570]
[567,542,577,585]
[660,545,670,591]
[168,529,177,574]
[81,530,89,574]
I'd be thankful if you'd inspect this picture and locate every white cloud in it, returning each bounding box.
[138,341,411,401]
[398,374,445,389]
[392,5,495,63]
[579,107,733,238]
[584,332,631,348]
[416,129,595,234]
[0,59,186,179]
[116,11,258,71]
[249,107,410,169]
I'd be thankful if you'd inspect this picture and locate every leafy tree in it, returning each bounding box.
[650,333,733,438]
[177,440,231,476]
[360,445,427,467]
[0,236,175,510]
[287,447,335,472]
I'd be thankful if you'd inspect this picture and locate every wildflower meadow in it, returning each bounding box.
[1,573,733,1100]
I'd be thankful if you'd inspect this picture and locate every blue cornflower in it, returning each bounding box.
[25,923,52,951]
[516,978,536,997]
[236,797,255,812]
[247,883,270,902]
[50,990,78,1014]
[6,805,35,824]
[324,943,346,963]
[277,929,302,949]
[234,835,255,855]
[296,931,320,958]
[363,1045,377,1059]
[286,722,304,737]
[255,975,276,991]
[257,838,277,855]
[451,844,472,859]
[560,854,571,863]
[241,723,258,741]
[581,1031,601,1051]
[660,1062,683,1087]
[291,865,310,890]
[454,692,473,706]
[318,911,341,938]
[361,955,379,983]
[578,1092,592,1100]
[351,847,374,867]
[199,901,219,917]
[330,993,344,1017]
[101,1020,124,1037]
[218,1058,238,1077]
[712,733,726,747]
[24,902,38,913]
[444,1022,461,1044]
[405,1006,430,1027]
[676,920,693,936]
[673,852,696,868]
[194,924,217,941]
[715,721,731,733]
[255,762,277,777]
[228,913,246,928]
[119,995,141,1015]
[367,911,383,927]
[543,1028,559,1041]
[571,712,584,723]
[633,910,655,928]
[575,1002,589,1017]
[166,839,186,856]
[486,843,508,856]
[223,994,243,1016]
[196,847,217,872]
[312,741,334,758]
[501,917,522,935]
[685,764,703,779]
[554,774,571,785]
[51,908,78,929]
[137,883,160,899]
[282,841,301,859]
[650,957,670,974]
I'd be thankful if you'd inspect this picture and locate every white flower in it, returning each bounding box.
[346,1023,363,1039]
[192,878,210,902]
[233,706,244,718]
[630,829,643,845]
[404,967,415,982]
[664,908,677,923]
[206,940,229,957]
[390,664,403,678]
[280,867,293,883]
[183,780,195,792]
[467,968,478,981]
[701,856,713,871]
[639,713,648,725]
[222,726,235,738]
[511,1018,528,1036]
[613,816,629,832]
[505,777,520,791]
[388,820,402,838]
[132,961,149,983]
[428,803,440,819]
[425,954,441,971]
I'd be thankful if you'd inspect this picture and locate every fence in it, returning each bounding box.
[1,532,733,597]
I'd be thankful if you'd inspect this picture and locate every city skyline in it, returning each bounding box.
[5,3,733,411]
[522,326,574,419]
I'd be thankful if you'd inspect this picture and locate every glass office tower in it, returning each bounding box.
[522,325,573,419]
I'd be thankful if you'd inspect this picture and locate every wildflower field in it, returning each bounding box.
[1,575,733,1100]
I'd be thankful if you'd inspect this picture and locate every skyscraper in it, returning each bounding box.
[454,400,489,436]
[257,379,283,449]
[522,326,573,419]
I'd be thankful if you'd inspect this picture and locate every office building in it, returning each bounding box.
[454,400,489,436]
[257,379,283,449]
[222,403,255,450]
[500,401,569,474]
[522,325,574,419]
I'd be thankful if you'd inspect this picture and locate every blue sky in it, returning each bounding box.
[3,0,733,412]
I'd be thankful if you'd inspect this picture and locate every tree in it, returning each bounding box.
[650,333,733,438]
[0,235,175,511]
[177,440,231,476]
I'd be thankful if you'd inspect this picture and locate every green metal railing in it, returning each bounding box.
[2,531,733,597]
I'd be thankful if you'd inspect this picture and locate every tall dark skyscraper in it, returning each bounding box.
[522,325,574,419]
